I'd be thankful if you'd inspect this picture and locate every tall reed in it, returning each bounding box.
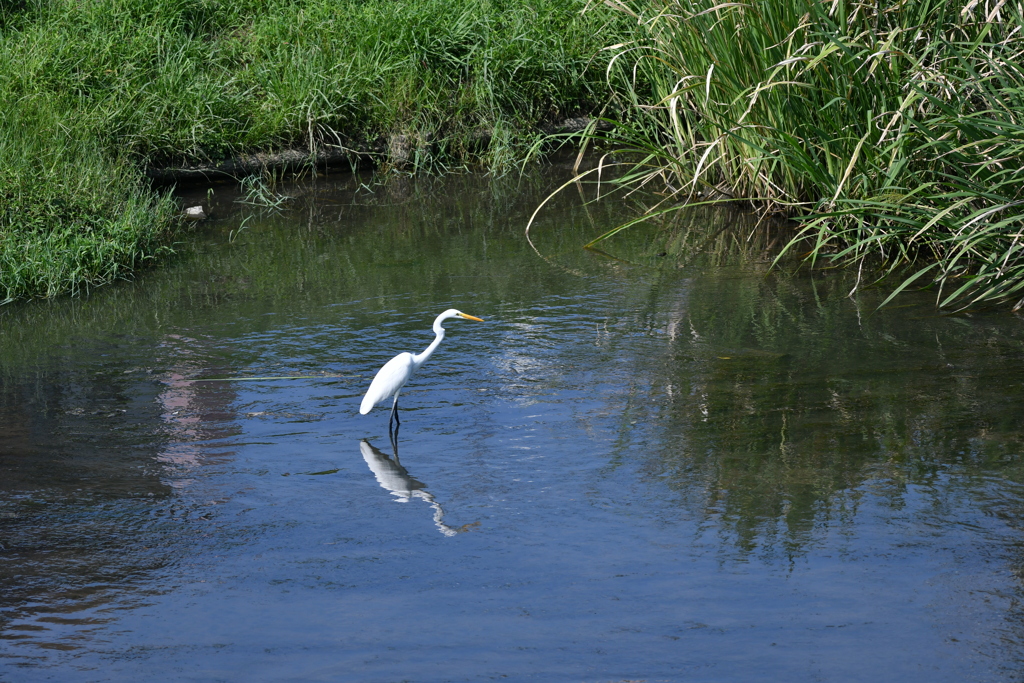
[590,0,1024,309]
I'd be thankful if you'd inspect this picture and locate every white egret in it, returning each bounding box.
[359,309,484,431]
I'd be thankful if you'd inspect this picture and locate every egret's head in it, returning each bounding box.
[440,308,484,322]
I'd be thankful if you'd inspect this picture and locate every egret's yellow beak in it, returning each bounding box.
[459,313,484,322]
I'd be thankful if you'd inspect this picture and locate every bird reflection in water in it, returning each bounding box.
[359,438,477,537]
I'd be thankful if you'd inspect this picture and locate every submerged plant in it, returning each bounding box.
[238,173,292,209]
[581,0,1024,310]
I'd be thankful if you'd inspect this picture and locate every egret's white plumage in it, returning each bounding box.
[359,309,483,428]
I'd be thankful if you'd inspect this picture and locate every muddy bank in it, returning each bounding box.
[145,118,610,187]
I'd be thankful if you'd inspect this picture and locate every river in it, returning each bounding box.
[2,162,1024,681]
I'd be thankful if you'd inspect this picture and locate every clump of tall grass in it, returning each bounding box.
[0,106,179,301]
[589,0,1024,309]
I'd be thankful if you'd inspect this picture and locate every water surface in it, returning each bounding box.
[2,164,1024,682]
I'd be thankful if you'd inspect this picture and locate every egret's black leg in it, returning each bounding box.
[388,395,400,436]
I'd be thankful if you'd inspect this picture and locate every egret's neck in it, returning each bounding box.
[411,318,446,369]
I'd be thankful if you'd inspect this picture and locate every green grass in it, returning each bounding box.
[0,105,179,301]
[0,0,628,300]
[1,0,623,162]
[584,0,1024,310]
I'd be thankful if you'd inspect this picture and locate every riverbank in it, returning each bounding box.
[0,0,628,301]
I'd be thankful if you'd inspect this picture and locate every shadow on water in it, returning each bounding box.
[1,159,1024,680]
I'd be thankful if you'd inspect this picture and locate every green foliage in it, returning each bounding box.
[590,0,1024,310]
[0,0,627,300]
[0,0,619,162]
[0,105,178,301]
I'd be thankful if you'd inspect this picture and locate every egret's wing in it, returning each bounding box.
[359,353,415,414]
